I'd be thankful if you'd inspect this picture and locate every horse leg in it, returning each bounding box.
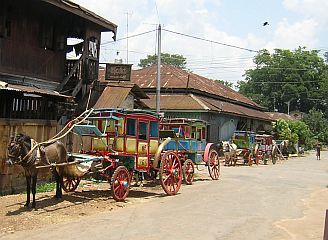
[25,175,31,208]
[31,175,37,208]
[53,169,63,199]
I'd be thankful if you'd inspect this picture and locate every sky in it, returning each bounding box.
[71,0,328,86]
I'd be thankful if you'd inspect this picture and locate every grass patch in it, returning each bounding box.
[37,182,56,193]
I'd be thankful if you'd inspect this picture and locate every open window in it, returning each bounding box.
[126,118,136,136]
[138,121,148,140]
[150,121,158,137]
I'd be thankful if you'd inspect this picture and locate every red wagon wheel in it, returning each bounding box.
[183,159,194,185]
[207,149,220,180]
[111,166,131,201]
[248,153,253,166]
[62,176,81,192]
[160,151,182,195]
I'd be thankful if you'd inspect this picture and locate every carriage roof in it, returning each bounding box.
[160,118,207,126]
[91,108,160,118]
[73,108,160,137]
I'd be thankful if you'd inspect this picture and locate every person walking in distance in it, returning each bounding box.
[316,142,321,160]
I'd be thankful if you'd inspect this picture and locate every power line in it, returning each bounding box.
[245,80,325,84]
[101,29,156,45]
[162,28,259,53]
[260,66,313,71]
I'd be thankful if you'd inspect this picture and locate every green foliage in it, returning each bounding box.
[37,182,56,193]
[303,108,328,144]
[214,79,234,88]
[273,119,291,140]
[138,53,187,69]
[288,120,311,145]
[273,119,313,149]
[238,47,328,114]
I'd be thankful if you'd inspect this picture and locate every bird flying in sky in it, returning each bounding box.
[263,21,269,26]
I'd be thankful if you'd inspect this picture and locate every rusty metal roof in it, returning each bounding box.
[265,112,294,121]
[94,83,149,109]
[142,93,271,121]
[131,64,262,109]
[42,0,117,36]
[143,94,207,110]
[94,86,130,109]
[198,96,271,121]
[0,81,69,98]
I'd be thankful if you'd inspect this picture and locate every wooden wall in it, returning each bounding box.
[0,119,57,194]
[0,0,67,83]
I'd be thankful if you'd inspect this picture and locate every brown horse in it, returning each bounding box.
[7,134,68,208]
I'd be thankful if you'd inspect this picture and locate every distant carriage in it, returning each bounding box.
[159,118,221,184]
[231,131,258,166]
[255,134,279,164]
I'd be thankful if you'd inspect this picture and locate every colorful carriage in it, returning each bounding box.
[61,108,183,201]
[255,134,279,164]
[159,118,221,184]
[231,130,259,166]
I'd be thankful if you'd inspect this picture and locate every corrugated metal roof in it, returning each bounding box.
[0,81,69,98]
[131,64,262,109]
[198,96,271,121]
[142,94,207,110]
[265,112,294,121]
[94,86,131,109]
[142,93,271,121]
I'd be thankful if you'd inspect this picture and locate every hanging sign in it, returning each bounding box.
[105,63,132,81]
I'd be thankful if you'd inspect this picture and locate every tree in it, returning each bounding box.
[303,108,328,144]
[272,119,314,150]
[138,53,187,69]
[238,47,328,115]
[214,80,234,88]
[288,120,312,148]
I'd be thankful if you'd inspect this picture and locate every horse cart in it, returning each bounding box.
[255,134,279,164]
[159,118,221,184]
[59,108,183,201]
[230,130,260,166]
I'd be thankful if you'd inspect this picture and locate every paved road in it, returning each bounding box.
[2,151,328,240]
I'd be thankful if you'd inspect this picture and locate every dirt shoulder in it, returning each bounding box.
[0,179,166,236]
[274,188,328,240]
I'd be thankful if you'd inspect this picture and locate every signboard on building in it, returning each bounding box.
[105,63,132,81]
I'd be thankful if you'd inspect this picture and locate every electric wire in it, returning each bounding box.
[101,29,156,45]
[162,28,259,53]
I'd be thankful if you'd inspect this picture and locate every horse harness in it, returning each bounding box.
[14,138,50,167]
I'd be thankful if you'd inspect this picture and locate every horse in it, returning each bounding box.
[7,133,68,208]
[222,141,238,166]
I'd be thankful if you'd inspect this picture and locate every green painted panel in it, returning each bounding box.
[164,112,201,119]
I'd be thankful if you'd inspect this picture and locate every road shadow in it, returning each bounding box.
[192,178,212,182]
[5,186,169,216]
[127,189,165,199]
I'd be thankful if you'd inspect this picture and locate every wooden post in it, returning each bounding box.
[324,209,328,240]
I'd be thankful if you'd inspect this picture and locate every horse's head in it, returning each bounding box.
[221,141,230,152]
[7,134,30,165]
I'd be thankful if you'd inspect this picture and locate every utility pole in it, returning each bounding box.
[125,12,132,63]
[156,24,161,114]
[286,100,291,115]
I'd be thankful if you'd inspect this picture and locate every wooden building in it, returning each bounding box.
[0,0,117,194]
[131,64,273,143]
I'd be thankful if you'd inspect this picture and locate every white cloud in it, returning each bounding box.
[265,18,318,50]
[70,0,325,85]
[283,0,328,26]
